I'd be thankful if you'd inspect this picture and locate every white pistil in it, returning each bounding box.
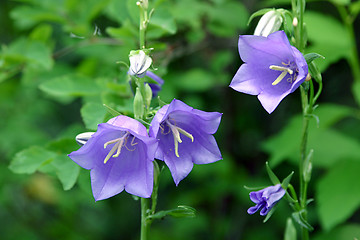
[166,120,194,158]
[103,133,129,164]
[269,65,294,86]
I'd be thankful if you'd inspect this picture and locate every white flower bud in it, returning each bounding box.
[75,132,95,146]
[129,50,152,78]
[254,10,283,37]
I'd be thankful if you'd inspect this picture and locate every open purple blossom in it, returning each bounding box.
[229,31,308,113]
[68,115,158,201]
[149,99,222,185]
[248,184,286,216]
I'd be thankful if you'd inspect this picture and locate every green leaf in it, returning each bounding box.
[284,218,297,240]
[305,12,352,71]
[329,0,351,5]
[304,53,325,65]
[9,146,56,174]
[39,74,101,98]
[81,102,107,130]
[352,81,360,107]
[3,38,54,70]
[266,161,280,185]
[247,8,274,25]
[148,205,196,220]
[149,9,177,36]
[292,212,314,231]
[313,224,360,240]
[52,154,80,190]
[316,160,360,231]
[206,2,249,37]
[281,171,294,189]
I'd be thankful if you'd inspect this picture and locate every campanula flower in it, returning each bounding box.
[247,184,285,216]
[254,10,283,37]
[229,31,308,113]
[68,115,158,201]
[149,99,222,185]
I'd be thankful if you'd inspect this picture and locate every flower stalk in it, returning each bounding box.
[293,0,313,239]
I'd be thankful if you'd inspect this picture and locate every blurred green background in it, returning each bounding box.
[1,0,360,239]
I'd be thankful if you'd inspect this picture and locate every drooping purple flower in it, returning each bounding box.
[129,71,164,97]
[149,99,222,185]
[145,71,164,97]
[68,115,158,201]
[247,184,286,216]
[229,31,308,114]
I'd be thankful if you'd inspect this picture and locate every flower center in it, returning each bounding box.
[103,132,138,164]
[160,119,194,158]
[269,61,298,85]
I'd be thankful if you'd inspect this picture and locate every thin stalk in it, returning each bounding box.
[336,5,360,82]
[296,1,310,239]
[140,198,150,240]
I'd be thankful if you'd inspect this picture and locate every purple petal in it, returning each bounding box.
[247,203,263,215]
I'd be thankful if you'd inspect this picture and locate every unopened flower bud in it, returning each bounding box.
[75,132,95,146]
[293,17,298,27]
[129,50,152,78]
[254,10,283,37]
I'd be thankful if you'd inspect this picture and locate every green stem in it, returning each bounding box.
[296,1,310,239]
[336,5,360,82]
[140,198,150,240]
[138,0,149,49]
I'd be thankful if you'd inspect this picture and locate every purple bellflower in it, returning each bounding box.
[248,184,286,216]
[68,115,158,201]
[229,31,308,113]
[149,99,222,185]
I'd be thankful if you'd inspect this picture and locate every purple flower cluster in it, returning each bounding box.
[69,100,222,201]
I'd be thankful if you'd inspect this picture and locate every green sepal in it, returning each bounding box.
[147,205,196,220]
[263,204,278,223]
[266,161,280,185]
[304,53,325,65]
[303,149,313,183]
[309,61,322,83]
[284,218,297,240]
[103,104,122,117]
[244,185,267,191]
[157,96,168,107]
[281,171,294,190]
[292,211,314,231]
[247,8,274,25]
[134,87,145,119]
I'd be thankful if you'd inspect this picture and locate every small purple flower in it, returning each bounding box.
[68,115,158,201]
[229,31,308,113]
[248,184,286,216]
[145,71,164,97]
[129,71,164,97]
[149,99,222,185]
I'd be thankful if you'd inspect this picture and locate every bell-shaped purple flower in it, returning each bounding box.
[247,184,286,216]
[149,99,222,185]
[68,115,158,201]
[230,31,308,114]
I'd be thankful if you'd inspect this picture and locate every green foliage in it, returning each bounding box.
[262,104,360,167]
[305,11,352,71]
[316,160,360,231]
